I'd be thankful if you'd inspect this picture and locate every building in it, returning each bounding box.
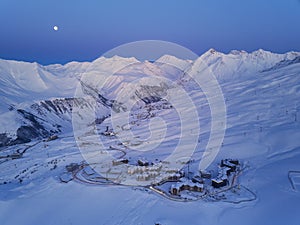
[102,131,116,136]
[192,175,204,184]
[211,164,230,188]
[101,127,116,136]
[66,163,80,172]
[221,159,239,174]
[170,178,204,195]
[170,185,180,195]
[220,166,232,176]
[112,158,129,166]
[60,173,73,183]
[200,170,212,179]
[211,178,228,188]
[229,159,239,165]
[45,135,58,142]
[127,162,162,177]
[167,172,184,181]
[138,159,149,166]
[136,172,159,181]
[128,166,145,175]
[136,174,150,181]
[83,166,96,176]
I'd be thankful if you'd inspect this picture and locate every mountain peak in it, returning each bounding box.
[155,54,193,71]
[199,48,223,59]
[251,49,272,56]
[207,48,218,54]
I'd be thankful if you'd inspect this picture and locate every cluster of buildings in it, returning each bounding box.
[111,157,187,182]
[129,159,195,182]
[112,158,161,181]
[211,159,239,188]
[169,159,240,196]
[170,177,204,195]
[110,156,240,196]
[129,160,162,181]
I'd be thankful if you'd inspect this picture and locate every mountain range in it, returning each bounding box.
[0,49,299,147]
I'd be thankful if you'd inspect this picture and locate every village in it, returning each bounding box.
[61,156,256,203]
[120,157,242,201]
[0,131,252,203]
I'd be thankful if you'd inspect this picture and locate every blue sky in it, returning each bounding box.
[0,0,299,65]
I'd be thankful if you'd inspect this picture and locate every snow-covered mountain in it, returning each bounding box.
[1,49,300,225]
[0,49,299,147]
[188,48,300,81]
[0,56,140,146]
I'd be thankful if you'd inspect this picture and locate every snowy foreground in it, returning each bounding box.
[0,49,300,225]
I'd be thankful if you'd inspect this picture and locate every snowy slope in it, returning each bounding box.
[191,48,300,82]
[0,50,300,225]
[0,56,140,145]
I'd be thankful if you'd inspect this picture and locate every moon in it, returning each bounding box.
[53,26,59,31]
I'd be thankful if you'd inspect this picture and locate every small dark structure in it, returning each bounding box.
[229,159,239,165]
[212,178,228,188]
[45,135,58,142]
[192,175,204,184]
[138,159,149,166]
[60,173,73,183]
[221,159,239,174]
[170,180,204,195]
[101,130,115,136]
[112,158,129,166]
[101,126,116,136]
[66,163,80,173]
[200,170,212,179]
[221,167,233,176]
[170,186,180,195]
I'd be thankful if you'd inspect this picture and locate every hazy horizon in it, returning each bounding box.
[1,0,300,65]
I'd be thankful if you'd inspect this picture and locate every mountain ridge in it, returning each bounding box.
[0,49,300,147]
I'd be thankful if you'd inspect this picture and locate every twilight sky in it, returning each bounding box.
[0,0,300,65]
